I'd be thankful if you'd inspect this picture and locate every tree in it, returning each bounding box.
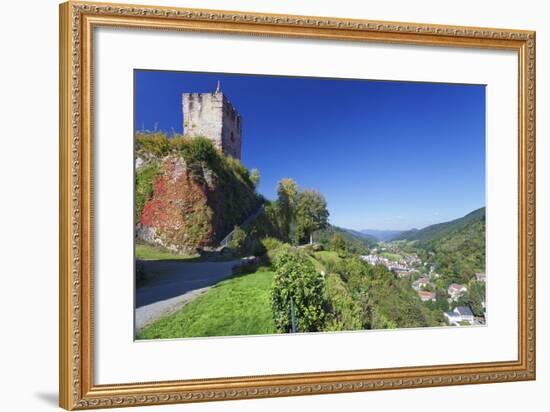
[276,178,298,241]
[466,280,485,316]
[229,225,247,253]
[294,189,329,245]
[330,233,347,254]
[250,168,260,189]
[271,251,328,333]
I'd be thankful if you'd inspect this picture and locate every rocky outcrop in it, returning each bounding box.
[137,153,260,254]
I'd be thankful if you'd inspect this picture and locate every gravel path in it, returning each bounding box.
[135,259,243,331]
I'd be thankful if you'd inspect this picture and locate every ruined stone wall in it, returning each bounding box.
[182,91,242,159]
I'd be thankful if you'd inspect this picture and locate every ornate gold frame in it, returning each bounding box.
[59,1,536,409]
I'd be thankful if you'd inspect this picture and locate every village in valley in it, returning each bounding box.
[361,243,486,327]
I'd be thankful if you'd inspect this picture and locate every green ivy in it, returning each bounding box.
[135,162,160,222]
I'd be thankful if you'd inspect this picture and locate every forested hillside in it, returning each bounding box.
[312,226,377,254]
[404,208,486,283]
[393,207,485,243]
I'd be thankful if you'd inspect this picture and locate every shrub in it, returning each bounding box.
[135,132,171,157]
[169,135,189,152]
[224,155,252,187]
[261,237,291,266]
[182,136,218,164]
[324,273,364,331]
[271,251,329,333]
[261,237,284,252]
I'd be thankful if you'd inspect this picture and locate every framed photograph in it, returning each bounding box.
[59,1,536,409]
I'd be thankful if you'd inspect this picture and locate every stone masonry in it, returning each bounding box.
[182,83,242,159]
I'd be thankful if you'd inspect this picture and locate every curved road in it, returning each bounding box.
[135,259,243,331]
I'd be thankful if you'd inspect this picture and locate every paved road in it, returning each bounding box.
[135,259,243,331]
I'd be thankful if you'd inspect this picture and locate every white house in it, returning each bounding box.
[448,283,467,301]
[476,272,487,282]
[444,306,474,326]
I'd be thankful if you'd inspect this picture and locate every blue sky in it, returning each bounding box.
[135,70,485,231]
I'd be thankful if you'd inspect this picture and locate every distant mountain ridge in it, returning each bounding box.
[344,228,379,242]
[392,207,485,243]
[360,229,404,242]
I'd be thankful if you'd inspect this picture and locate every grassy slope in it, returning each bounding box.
[314,250,341,262]
[137,270,276,339]
[136,243,240,262]
[312,250,342,273]
[135,243,200,261]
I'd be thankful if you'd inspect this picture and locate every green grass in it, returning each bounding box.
[315,250,341,260]
[311,250,342,272]
[137,269,276,339]
[314,251,341,263]
[136,243,244,262]
[135,243,201,261]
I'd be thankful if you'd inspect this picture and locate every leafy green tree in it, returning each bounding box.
[250,168,260,189]
[294,190,329,245]
[329,233,347,254]
[324,273,364,331]
[276,178,298,241]
[434,289,450,312]
[466,280,485,316]
[229,225,247,253]
[271,251,328,333]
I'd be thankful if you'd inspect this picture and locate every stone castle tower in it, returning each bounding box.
[182,82,242,159]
